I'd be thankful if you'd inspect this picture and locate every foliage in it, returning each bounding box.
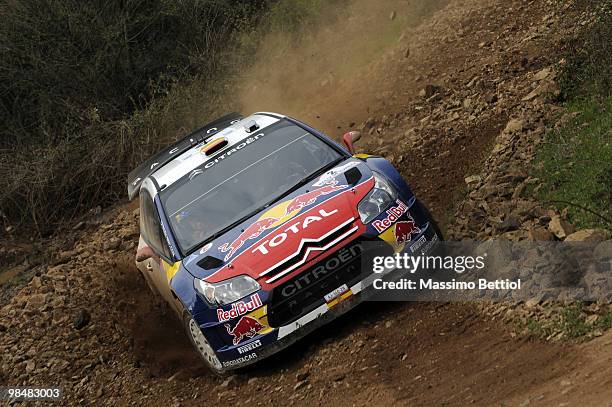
[0,0,264,234]
[534,3,612,230]
[535,97,612,229]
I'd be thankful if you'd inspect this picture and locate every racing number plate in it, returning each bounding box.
[324,284,352,308]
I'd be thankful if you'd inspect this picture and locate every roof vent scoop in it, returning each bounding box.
[244,120,259,133]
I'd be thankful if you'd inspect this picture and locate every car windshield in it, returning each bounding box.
[160,120,344,254]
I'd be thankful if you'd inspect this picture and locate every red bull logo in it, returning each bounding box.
[218,181,346,261]
[284,183,346,214]
[225,316,265,345]
[219,217,278,261]
[394,217,421,243]
[372,200,409,233]
[217,294,263,322]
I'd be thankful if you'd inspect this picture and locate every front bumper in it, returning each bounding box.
[212,221,441,371]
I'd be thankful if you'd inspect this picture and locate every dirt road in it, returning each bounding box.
[1,0,611,406]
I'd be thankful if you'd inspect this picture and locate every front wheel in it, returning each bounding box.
[184,315,225,374]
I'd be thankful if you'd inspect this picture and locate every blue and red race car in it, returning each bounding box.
[128,112,441,373]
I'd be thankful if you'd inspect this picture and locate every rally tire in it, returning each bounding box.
[183,314,225,375]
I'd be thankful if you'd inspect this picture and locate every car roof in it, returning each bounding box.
[149,112,284,193]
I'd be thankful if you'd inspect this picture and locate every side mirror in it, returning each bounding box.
[136,245,157,262]
[342,131,361,154]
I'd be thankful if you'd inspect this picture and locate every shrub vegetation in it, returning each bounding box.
[0,0,332,235]
[534,2,611,230]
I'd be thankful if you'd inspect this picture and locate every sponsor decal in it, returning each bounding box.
[160,221,177,258]
[312,161,360,186]
[371,200,409,233]
[222,352,257,368]
[394,216,421,244]
[259,217,357,283]
[200,242,212,254]
[218,181,346,261]
[219,217,278,261]
[237,339,262,354]
[253,208,339,255]
[284,182,345,214]
[410,235,427,253]
[225,316,266,345]
[203,133,266,170]
[280,243,362,298]
[217,294,263,323]
[421,233,439,254]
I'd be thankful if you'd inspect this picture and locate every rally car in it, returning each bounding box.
[128,112,441,373]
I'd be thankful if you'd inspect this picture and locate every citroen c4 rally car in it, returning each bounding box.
[128,112,441,373]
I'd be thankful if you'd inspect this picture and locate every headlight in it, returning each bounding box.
[358,172,397,224]
[195,275,260,306]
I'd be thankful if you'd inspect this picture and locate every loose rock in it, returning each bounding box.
[548,215,574,239]
[564,229,609,243]
[74,309,91,330]
[504,119,524,133]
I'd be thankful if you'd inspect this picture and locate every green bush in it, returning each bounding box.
[0,0,350,235]
[0,0,265,234]
[0,0,263,145]
[556,2,611,101]
[534,2,611,230]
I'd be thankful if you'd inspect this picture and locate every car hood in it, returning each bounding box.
[182,158,374,287]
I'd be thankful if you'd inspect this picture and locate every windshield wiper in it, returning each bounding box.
[188,156,347,255]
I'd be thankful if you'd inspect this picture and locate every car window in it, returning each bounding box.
[139,189,171,259]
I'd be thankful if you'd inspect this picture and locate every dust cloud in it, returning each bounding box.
[238,0,450,137]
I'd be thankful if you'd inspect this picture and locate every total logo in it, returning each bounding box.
[217,294,263,323]
[218,181,346,261]
[252,208,338,255]
[372,200,409,233]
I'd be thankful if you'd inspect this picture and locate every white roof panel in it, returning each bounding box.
[151,113,282,189]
